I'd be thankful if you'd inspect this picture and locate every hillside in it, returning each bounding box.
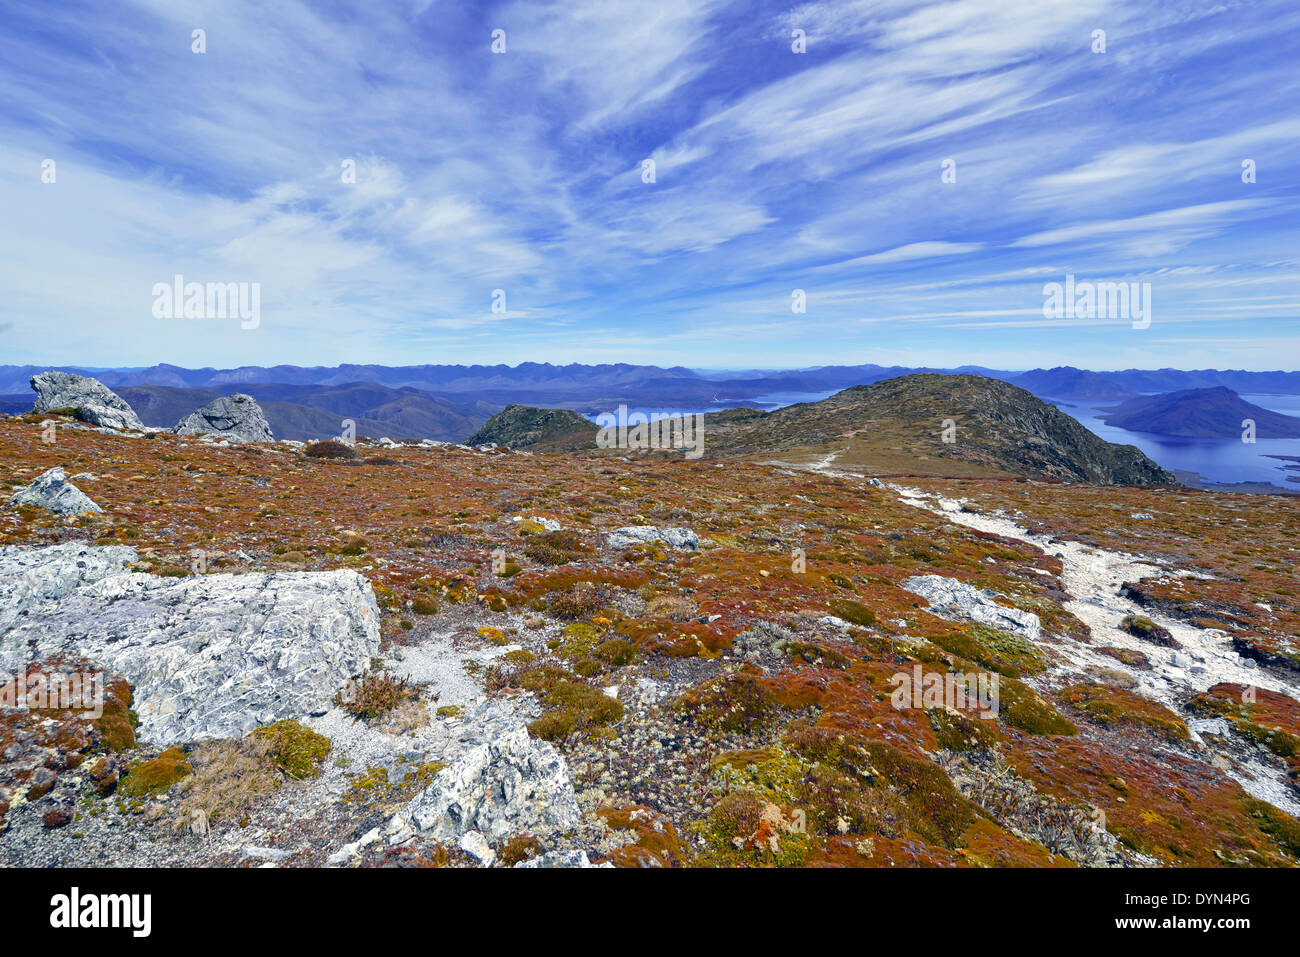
[2,412,1297,871]
[1101,387,1300,438]
[702,374,1176,485]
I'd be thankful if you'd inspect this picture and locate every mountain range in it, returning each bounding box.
[4,362,1300,445]
[6,362,1300,409]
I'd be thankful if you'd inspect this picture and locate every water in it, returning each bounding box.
[1048,394,1300,489]
[581,390,1300,490]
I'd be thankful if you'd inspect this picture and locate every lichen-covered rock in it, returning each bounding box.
[0,543,379,744]
[30,371,145,432]
[404,720,580,842]
[903,574,1041,641]
[173,393,274,443]
[6,467,102,516]
[607,526,698,551]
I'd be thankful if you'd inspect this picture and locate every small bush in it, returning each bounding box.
[304,440,358,460]
[336,670,418,722]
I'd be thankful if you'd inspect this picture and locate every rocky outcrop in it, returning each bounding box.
[606,526,699,551]
[173,393,274,443]
[403,720,580,842]
[6,467,102,516]
[0,543,379,744]
[30,371,145,432]
[465,404,597,451]
[903,574,1042,641]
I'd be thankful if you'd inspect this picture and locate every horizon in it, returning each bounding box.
[2,1,1298,372]
[9,359,1300,379]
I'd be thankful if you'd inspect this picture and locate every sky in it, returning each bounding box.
[1,0,1298,372]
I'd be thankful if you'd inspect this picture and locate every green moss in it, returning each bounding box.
[997,677,1078,736]
[929,707,999,752]
[594,638,636,667]
[828,598,876,626]
[252,720,331,780]
[119,747,192,798]
[510,664,624,741]
[924,624,1044,678]
[1058,684,1189,741]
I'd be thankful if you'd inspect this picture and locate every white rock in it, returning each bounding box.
[29,371,145,432]
[0,543,379,744]
[606,526,698,551]
[458,830,497,866]
[173,394,274,443]
[404,721,580,842]
[513,850,613,868]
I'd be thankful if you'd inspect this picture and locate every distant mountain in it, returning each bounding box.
[1012,367,1140,400]
[115,382,488,442]
[466,404,597,450]
[702,374,1177,485]
[1100,387,1300,438]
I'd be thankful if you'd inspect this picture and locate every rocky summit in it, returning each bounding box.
[30,370,145,432]
[173,393,275,443]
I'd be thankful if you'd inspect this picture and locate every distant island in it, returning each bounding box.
[1101,386,1300,438]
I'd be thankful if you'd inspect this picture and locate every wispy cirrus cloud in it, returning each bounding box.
[0,0,1295,370]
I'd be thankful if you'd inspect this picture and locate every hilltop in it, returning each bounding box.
[703,374,1176,485]
[465,404,597,450]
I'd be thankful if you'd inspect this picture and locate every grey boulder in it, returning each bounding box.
[7,467,103,516]
[173,393,274,443]
[30,371,145,432]
[902,574,1042,642]
[0,542,380,744]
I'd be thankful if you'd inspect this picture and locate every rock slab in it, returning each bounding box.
[0,543,380,744]
[404,721,580,841]
[606,526,699,551]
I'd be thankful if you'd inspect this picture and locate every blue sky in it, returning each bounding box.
[1,0,1297,371]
